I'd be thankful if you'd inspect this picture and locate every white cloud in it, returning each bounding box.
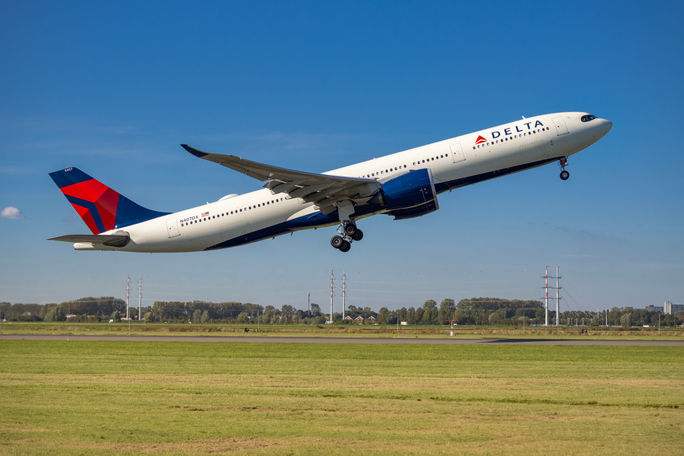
[0,206,24,219]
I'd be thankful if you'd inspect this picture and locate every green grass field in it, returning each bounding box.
[2,321,683,339]
[1,341,682,455]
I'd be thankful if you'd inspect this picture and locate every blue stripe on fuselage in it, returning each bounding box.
[204,210,339,250]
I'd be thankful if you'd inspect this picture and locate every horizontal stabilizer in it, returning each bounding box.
[48,233,130,247]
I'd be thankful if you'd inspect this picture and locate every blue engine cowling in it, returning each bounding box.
[379,168,439,220]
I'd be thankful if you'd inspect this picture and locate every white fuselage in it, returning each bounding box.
[79,112,612,252]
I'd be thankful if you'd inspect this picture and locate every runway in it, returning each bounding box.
[1,334,682,346]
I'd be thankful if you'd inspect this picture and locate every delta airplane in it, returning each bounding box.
[49,112,611,253]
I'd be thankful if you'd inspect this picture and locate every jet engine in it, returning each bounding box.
[378,168,439,220]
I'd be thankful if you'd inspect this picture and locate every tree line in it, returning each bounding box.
[1,296,681,327]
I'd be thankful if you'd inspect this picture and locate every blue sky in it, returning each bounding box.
[1,1,682,311]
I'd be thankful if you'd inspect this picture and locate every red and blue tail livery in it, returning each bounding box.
[49,167,168,234]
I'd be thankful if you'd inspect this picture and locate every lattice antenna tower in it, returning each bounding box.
[541,266,562,326]
[329,270,334,324]
[342,272,346,320]
[126,273,130,321]
[547,266,562,326]
[138,277,142,321]
[541,266,549,326]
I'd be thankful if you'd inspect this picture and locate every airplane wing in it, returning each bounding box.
[48,233,130,247]
[181,144,380,214]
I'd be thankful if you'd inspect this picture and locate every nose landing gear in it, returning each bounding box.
[559,157,570,180]
[331,222,363,252]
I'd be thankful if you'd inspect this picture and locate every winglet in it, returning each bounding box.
[181,144,208,158]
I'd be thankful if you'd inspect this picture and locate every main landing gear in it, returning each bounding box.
[559,157,570,181]
[330,222,363,253]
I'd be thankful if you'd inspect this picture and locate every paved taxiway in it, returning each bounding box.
[1,334,682,346]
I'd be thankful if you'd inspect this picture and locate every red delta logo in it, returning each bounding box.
[475,135,487,145]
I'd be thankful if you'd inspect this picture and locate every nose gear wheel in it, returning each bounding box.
[559,157,570,180]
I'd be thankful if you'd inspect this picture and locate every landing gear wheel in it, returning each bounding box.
[560,170,570,181]
[330,235,344,249]
[351,229,364,241]
[339,240,351,252]
[343,223,357,237]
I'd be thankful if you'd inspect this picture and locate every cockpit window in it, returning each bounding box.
[581,114,597,122]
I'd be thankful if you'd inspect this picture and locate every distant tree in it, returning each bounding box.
[377,307,389,324]
[421,306,435,325]
[143,311,154,322]
[438,299,455,324]
[407,307,416,324]
[44,305,65,322]
[414,308,423,324]
[662,314,677,327]
[620,313,631,328]
[488,311,500,325]
[192,309,202,323]
[281,305,295,315]
[200,310,209,323]
[310,303,321,317]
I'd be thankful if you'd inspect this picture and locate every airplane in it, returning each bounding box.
[49,112,612,253]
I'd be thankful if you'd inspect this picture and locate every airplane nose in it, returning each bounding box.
[596,119,612,139]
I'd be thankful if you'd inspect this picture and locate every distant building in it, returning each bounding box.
[664,301,684,315]
[645,305,663,313]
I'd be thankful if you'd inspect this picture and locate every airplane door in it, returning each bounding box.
[553,117,569,136]
[166,216,180,238]
[450,142,466,163]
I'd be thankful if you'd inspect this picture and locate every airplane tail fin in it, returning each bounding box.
[49,167,168,234]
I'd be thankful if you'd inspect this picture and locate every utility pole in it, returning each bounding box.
[555,266,561,326]
[138,277,142,321]
[342,272,346,320]
[126,273,131,331]
[542,266,562,326]
[329,270,334,324]
[547,266,562,326]
[544,266,549,326]
[126,273,130,321]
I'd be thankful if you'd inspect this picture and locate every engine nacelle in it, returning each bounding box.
[379,168,439,220]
